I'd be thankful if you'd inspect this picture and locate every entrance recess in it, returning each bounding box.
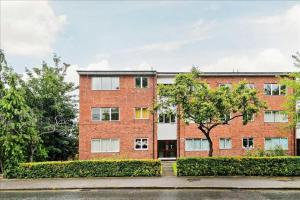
[158,140,177,159]
[297,139,300,156]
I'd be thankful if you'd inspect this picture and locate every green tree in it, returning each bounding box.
[0,50,38,176]
[24,55,78,161]
[280,52,300,128]
[156,68,266,156]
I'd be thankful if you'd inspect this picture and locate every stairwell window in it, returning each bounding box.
[92,108,119,121]
[91,138,120,153]
[264,84,286,96]
[158,113,176,123]
[92,77,119,90]
[185,138,209,151]
[220,138,232,149]
[135,108,149,119]
[135,138,148,150]
[135,77,148,88]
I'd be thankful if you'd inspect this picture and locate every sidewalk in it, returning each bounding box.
[1,176,300,191]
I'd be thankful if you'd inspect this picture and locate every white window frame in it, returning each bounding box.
[135,77,148,88]
[91,77,120,90]
[245,83,255,89]
[264,111,288,123]
[264,83,286,96]
[158,113,176,123]
[242,137,254,149]
[134,138,149,150]
[91,107,120,121]
[218,83,232,88]
[135,107,149,119]
[264,137,288,150]
[219,138,232,149]
[91,138,120,153]
[185,138,209,151]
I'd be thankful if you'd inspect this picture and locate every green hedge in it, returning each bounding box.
[8,159,161,179]
[177,157,300,176]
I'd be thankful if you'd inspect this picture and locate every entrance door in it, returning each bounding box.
[297,139,300,156]
[158,140,177,158]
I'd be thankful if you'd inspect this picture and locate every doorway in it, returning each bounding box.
[158,140,177,159]
[297,139,300,156]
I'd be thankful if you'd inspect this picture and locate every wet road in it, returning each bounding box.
[1,189,300,200]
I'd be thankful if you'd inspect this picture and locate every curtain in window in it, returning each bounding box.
[142,108,149,118]
[135,108,141,118]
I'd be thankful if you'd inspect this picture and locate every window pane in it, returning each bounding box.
[159,114,164,123]
[101,108,110,121]
[280,138,288,150]
[194,139,201,150]
[280,85,286,95]
[272,84,280,95]
[101,77,111,90]
[111,77,120,89]
[185,139,193,151]
[135,139,141,149]
[142,139,148,149]
[91,140,100,152]
[226,139,232,149]
[264,84,271,95]
[165,114,170,123]
[264,111,273,122]
[279,111,288,122]
[202,139,209,150]
[142,77,148,88]
[111,139,119,152]
[92,77,102,90]
[242,138,248,148]
[246,84,255,89]
[135,77,141,88]
[135,108,141,119]
[111,108,119,121]
[248,138,253,148]
[220,139,225,149]
[171,114,176,123]
[142,108,149,118]
[265,138,272,150]
[92,108,101,121]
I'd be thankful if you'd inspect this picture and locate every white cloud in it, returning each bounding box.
[84,60,112,70]
[1,1,66,56]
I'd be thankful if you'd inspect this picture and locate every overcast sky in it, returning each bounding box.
[1,1,300,84]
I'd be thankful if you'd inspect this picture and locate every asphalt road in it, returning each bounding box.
[1,189,300,200]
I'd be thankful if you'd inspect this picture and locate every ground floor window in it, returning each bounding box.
[135,138,148,150]
[220,138,232,149]
[265,137,288,150]
[185,138,209,151]
[91,138,120,153]
[242,137,254,149]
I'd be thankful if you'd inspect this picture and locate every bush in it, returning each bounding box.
[8,159,161,179]
[245,146,286,157]
[177,157,300,176]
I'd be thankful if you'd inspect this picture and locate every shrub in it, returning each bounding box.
[8,159,161,179]
[177,157,300,176]
[245,146,286,157]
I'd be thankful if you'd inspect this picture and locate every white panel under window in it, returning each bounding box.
[91,139,120,153]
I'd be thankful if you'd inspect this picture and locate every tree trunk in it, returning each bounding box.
[29,146,36,162]
[207,136,213,157]
[0,160,4,174]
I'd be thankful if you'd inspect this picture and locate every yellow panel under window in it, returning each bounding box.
[135,108,142,119]
[142,108,149,119]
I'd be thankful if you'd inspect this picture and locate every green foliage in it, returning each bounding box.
[0,50,39,177]
[8,159,161,179]
[24,55,78,161]
[156,67,266,156]
[245,146,287,157]
[177,157,300,176]
[172,162,177,176]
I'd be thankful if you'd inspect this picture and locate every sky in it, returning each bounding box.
[1,1,300,84]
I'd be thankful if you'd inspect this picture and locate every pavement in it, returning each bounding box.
[1,176,300,191]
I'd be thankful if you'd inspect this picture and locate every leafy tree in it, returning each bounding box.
[0,50,38,176]
[156,68,266,156]
[280,52,300,128]
[24,55,78,161]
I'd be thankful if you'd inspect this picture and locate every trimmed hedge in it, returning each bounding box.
[8,159,161,179]
[177,157,300,176]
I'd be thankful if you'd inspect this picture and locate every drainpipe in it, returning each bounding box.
[152,73,156,159]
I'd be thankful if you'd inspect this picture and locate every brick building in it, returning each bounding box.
[78,70,300,160]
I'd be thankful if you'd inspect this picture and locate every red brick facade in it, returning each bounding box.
[78,71,296,160]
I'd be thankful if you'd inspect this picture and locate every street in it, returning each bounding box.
[1,189,300,200]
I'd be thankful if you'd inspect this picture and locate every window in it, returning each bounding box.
[135,77,148,88]
[220,138,232,149]
[242,138,254,149]
[92,108,119,121]
[264,84,286,96]
[92,77,119,90]
[158,113,176,123]
[220,113,231,123]
[91,139,120,153]
[264,111,288,123]
[219,83,232,88]
[185,139,209,151]
[265,138,288,150]
[243,113,254,122]
[135,138,148,150]
[135,108,149,119]
[245,83,255,89]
